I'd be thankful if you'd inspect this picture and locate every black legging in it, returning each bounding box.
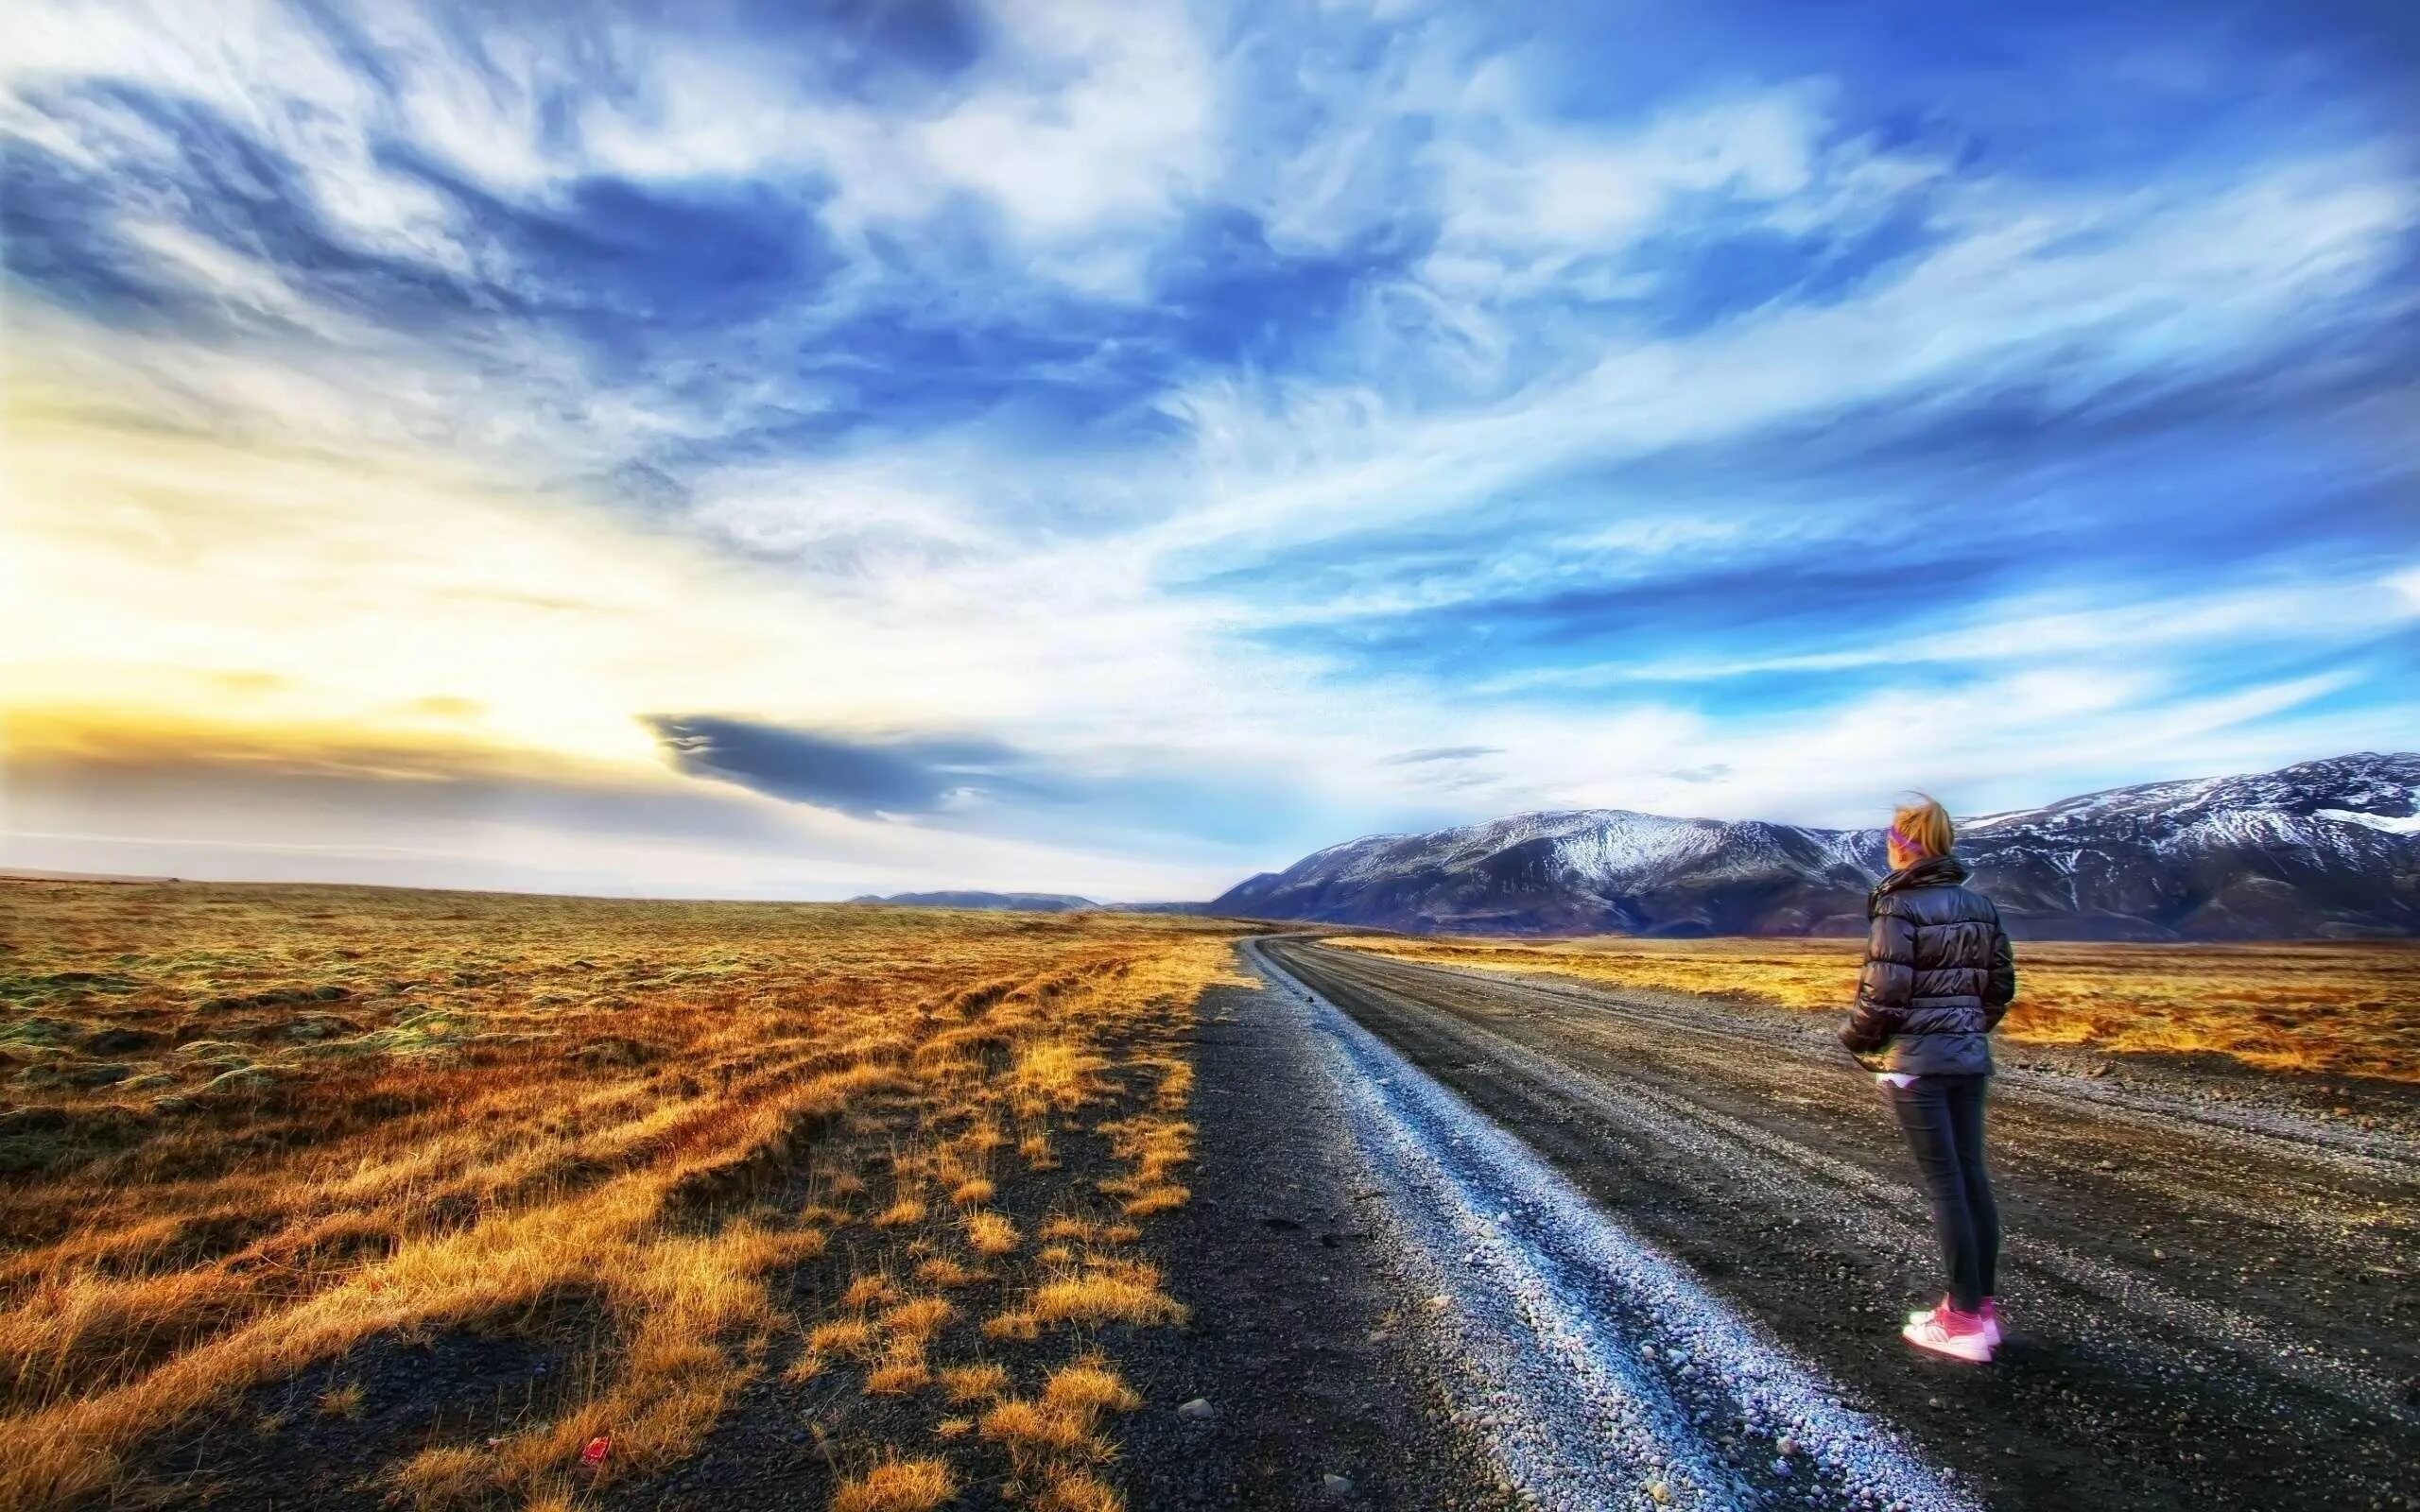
[1884,1073,2000,1313]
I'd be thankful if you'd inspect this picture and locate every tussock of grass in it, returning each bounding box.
[977,1354,1141,1485]
[938,1362,1008,1402]
[862,1351,930,1397]
[1042,1354,1140,1417]
[879,1297,953,1341]
[1117,1187,1188,1218]
[963,1211,1019,1257]
[979,1397,1089,1456]
[829,1455,956,1512]
[1336,935,2420,1082]
[807,1319,880,1359]
[1028,1260,1186,1330]
[0,882,1249,1511]
[872,1195,927,1229]
[1034,1469,1126,1512]
[911,1257,982,1289]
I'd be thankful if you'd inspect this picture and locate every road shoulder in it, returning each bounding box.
[1114,971,1518,1512]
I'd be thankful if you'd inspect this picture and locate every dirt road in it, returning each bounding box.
[1260,937,2419,1512]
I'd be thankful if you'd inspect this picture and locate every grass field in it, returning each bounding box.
[0,880,1249,1511]
[1330,934,2420,1083]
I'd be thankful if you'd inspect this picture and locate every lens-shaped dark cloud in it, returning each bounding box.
[644,714,1054,817]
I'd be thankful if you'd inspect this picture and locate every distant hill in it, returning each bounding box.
[850,890,1101,912]
[1208,753,2420,940]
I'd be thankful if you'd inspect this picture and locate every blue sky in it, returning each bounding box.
[2,0,2415,899]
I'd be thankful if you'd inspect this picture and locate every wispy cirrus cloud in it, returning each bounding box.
[4,0,2416,897]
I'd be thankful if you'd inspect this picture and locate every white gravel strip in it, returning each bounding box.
[1247,940,1982,1512]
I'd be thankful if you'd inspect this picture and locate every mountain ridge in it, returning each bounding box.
[849,890,1101,912]
[1208,753,2420,940]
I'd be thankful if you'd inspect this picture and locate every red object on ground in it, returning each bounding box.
[581,1435,611,1467]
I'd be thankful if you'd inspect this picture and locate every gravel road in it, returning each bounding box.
[1260,937,2419,1512]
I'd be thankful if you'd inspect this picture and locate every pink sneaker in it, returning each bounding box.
[1902,1301,1993,1363]
[1909,1296,2001,1349]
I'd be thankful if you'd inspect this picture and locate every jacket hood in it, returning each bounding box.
[1875,852,1971,898]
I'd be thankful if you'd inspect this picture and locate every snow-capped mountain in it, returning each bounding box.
[1209,753,2420,939]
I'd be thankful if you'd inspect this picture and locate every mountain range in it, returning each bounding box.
[850,890,1100,912]
[1206,753,2420,940]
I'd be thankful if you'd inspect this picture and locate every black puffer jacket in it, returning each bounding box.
[1838,854,2015,1075]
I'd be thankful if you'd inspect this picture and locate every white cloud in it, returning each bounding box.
[1425,86,1830,276]
[568,0,1219,295]
[920,1,1213,242]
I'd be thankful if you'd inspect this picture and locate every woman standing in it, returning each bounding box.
[1839,796,2016,1363]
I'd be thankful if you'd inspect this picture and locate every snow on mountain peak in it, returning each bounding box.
[2317,808,2420,836]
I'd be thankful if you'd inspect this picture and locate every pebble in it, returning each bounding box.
[1177,1397,1216,1421]
[1322,1471,1354,1497]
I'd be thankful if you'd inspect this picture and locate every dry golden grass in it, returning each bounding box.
[1041,1354,1142,1418]
[912,1257,983,1290]
[808,1319,882,1359]
[862,1352,931,1397]
[1333,934,2420,1081]
[1027,1258,1186,1330]
[963,1211,1020,1258]
[1033,1468,1127,1512]
[974,1351,1143,1495]
[937,1361,1009,1403]
[0,880,1251,1509]
[1093,1112,1193,1218]
[829,1455,957,1512]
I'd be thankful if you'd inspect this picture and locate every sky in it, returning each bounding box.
[2,0,2416,902]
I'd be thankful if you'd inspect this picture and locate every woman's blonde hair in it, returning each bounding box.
[1891,793,1956,858]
